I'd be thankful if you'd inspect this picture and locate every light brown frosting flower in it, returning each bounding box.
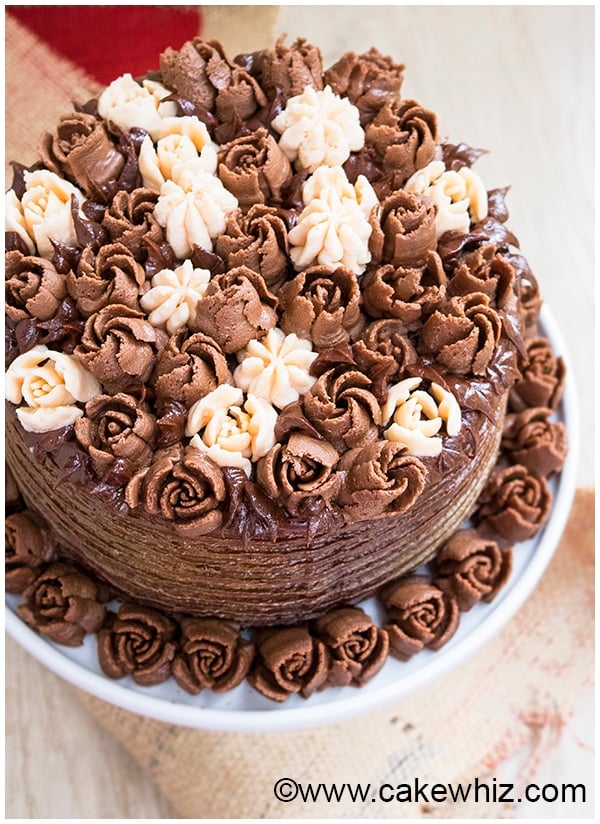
[191,265,278,354]
[338,440,427,521]
[381,574,460,660]
[362,251,447,330]
[214,204,289,287]
[125,445,226,536]
[509,337,566,413]
[39,110,125,202]
[256,431,341,516]
[5,510,57,594]
[248,626,330,702]
[74,392,157,478]
[260,35,324,104]
[477,464,552,543]
[173,618,255,694]
[98,604,177,686]
[279,265,364,350]
[217,128,292,211]
[17,561,106,647]
[448,245,516,307]
[66,242,146,317]
[421,292,502,376]
[152,330,232,408]
[314,606,389,687]
[433,529,513,611]
[75,304,168,393]
[5,249,67,323]
[361,318,418,373]
[101,187,163,262]
[369,190,437,267]
[303,364,382,452]
[502,407,568,478]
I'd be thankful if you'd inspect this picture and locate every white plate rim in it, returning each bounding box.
[5,304,579,732]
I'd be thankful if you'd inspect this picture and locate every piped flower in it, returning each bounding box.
[138,115,218,190]
[382,377,461,456]
[140,259,212,334]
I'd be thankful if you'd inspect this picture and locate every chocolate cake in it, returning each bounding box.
[5,36,568,701]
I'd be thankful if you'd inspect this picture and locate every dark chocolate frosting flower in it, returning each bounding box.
[421,292,502,376]
[74,392,157,478]
[5,250,68,324]
[151,330,232,408]
[190,265,278,353]
[172,617,255,694]
[66,242,146,317]
[381,574,459,660]
[98,604,177,686]
[217,128,292,211]
[502,407,568,478]
[248,626,330,702]
[369,190,437,267]
[214,204,289,287]
[5,510,57,594]
[433,529,513,611]
[17,561,106,646]
[314,606,389,687]
[279,265,364,350]
[74,303,168,392]
[38,110,125,202]
[125,445,226,536]
[260,35,324,104]
[101,187,163,262]
[448,245,516,307]
[338,440,427,521]
[476,464,552,543]
[362,250,447,330]
[509,337,566,413]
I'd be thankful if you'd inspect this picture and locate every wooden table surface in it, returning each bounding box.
[5,5,594,818]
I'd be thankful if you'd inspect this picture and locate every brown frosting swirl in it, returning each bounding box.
[279,265,364,350]
[97,604,177,686]
[172,617,255,694]
[17,561,106,647]
[256,431,341,517]
[303,364,381,452]
[362,250,447,330]
[477,464,552,543]
[314,606,389,687]
[74,392,157,479]
[260,35,324,104]
[217,128,292,211]
[360,318,418,380]
[421,292,502,376]
[5,250,68,323]
[190,265,278,353]
[125,445,226,536]
[39,111,125,202]
[433,529,513,611]
[214,205,289,288]
[448,245,516,307]
[248,626,330,701]
[324,47,404,125]
[152,330,232,407]
[101,187,163,262]
[369,190,437,267]
[502,407,568,478]
[66,242,146,317]
[338,440,427,521]
[75,304,168,392]
[381,574,460,660]
[509,337,566,413]
[5,510,57,594]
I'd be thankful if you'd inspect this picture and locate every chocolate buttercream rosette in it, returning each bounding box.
[4,33,569,702]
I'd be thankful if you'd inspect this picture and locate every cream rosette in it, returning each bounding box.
[405,160,488,237]
[272,84,365,172]
[97,73,178,140]
[381,377,461,457]
[153,169,239,259]
[288,165,378,275]
[6,344,102,433]
[5,170,85,259]
[139,115,218,190]
[186,384,277,477]
[233,327,318,410]
[140,259,211,334]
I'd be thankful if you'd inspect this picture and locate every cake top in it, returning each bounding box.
[5,35,540,539]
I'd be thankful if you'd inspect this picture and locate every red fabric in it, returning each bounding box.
[7,5,203,85]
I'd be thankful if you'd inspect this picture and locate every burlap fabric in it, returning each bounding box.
[5,10,594,819]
